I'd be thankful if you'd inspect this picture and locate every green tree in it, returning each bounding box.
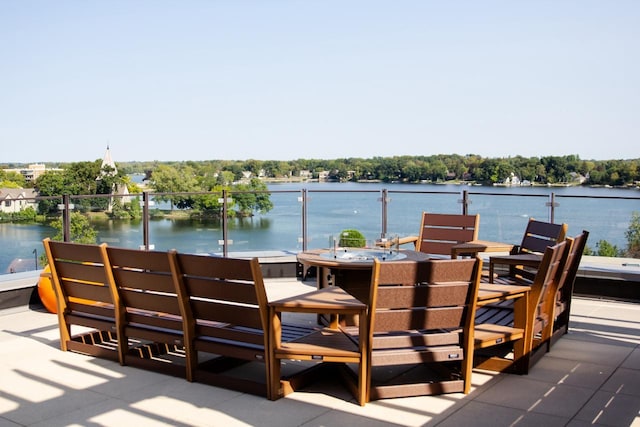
[217,171,235,185]
[594,240,622,257]
[109,196,141,220]
[149,164,199,210]
[34,171,65,214]
[0,180,21,188]
[232,178,274,216]
[0,170,27,187]
[51,212,97,244]
[624,212,640,258]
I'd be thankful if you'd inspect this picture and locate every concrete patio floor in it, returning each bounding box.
[0,277,638,427]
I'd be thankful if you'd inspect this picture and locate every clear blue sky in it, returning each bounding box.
[2,1,638,163]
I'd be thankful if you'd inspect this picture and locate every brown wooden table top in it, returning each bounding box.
[451,240,514,258]
[477,283,531,305]
[269,286,366,315]
[489,253,543,265]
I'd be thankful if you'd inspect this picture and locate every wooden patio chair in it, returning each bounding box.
[551,230,589,347]
[104,246,189,378]
[343,257,482,401]
[489,218,567,282]
[42,238,120,361]
[474,239,569,374]
[395,212,480,258]
[169,252,314,399]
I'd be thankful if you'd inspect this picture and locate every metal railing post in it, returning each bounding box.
[461,190,469,215]
[142,191,150,250]
[222,189,229,257]
[63,194,71,242]
[301,189,308,251]
[546,192,559,223]
[380,189,389,238]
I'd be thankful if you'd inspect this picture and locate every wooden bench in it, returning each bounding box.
[44,240,315,398]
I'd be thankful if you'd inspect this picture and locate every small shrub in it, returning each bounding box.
[595,240,622,257]
[339,229,366,248]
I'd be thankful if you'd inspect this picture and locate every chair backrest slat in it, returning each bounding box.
[190,299,264,330]
[374,307,465,332]
[375,282,471,309]
[61,279,113,302]
[181,276,259,305]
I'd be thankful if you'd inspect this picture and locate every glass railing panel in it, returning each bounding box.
[555,194,638,251]
[0,195,59,273]
[386,190,462,239]
[225,189,302,254]
[466,192,550,244]
[305,189,382,250]
[141,192,223,254]
[2,184,638,276]
[60,194,143,250]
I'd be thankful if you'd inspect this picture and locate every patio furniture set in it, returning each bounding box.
[41,213,589,406]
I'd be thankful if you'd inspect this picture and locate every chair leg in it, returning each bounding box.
[269,358,282,401]
[357,357,367,406]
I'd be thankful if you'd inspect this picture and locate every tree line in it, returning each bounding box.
[113,154,639,186]
[1,159,272,219]
[3,154,639,188]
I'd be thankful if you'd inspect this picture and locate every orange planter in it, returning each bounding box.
[38,265,58,314]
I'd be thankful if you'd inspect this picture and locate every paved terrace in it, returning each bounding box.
[0,275,639,427]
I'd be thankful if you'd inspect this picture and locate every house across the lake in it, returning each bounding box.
[0,188,38,214]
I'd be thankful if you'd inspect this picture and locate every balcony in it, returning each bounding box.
[0,272,638,425]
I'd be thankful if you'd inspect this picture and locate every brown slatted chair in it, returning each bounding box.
[42,238,120,361]
[397,212,480,258]
[344,257,482,402]
[551,230,589,347]
[475,239,569,374]
[104,246,189,378]
[169,252,314,399]
[489,218,567,282]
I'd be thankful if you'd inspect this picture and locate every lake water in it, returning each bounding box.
[1,182,638,273]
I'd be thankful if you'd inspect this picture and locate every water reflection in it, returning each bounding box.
[0,223,54,273]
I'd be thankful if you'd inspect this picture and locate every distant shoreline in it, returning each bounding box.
[259,177,639,190]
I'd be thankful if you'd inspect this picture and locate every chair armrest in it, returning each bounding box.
[375,235,419,249]
[397,235,418,246]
